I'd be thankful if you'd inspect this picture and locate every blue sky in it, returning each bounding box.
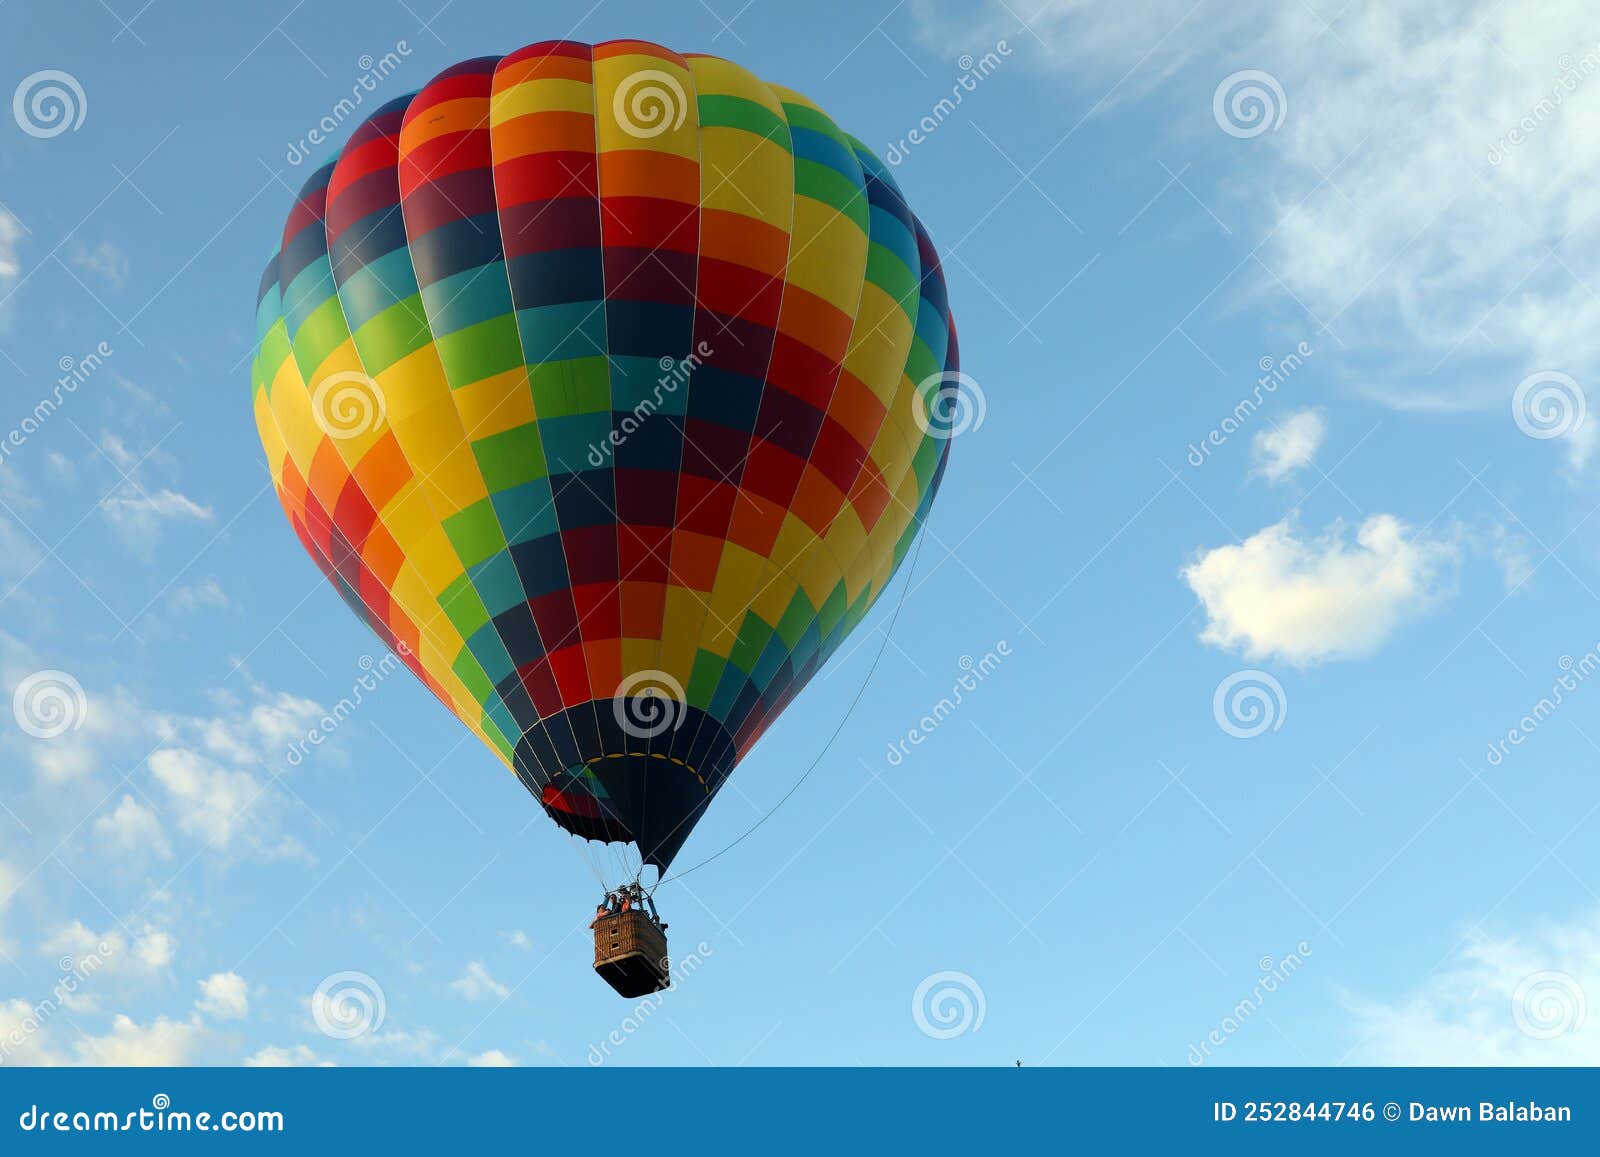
[3,0,1600,1066]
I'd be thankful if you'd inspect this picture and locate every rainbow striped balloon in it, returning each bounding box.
[251,39,960,871]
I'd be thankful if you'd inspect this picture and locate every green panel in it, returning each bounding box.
[529,358,611,417]
[473,422,548,492]
[775,588,817,650]
[687,649,727,708]
[729,612,776,674]
[438,572,492,638]
[436,314,525,384]
[442,499,507,568]
[352,297,434,374]
[698,94,790,146]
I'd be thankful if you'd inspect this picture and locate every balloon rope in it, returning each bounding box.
[652,519,932,892]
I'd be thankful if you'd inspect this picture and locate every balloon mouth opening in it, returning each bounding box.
[513,702,738,871]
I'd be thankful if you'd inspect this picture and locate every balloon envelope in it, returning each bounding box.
[251,39,960,870]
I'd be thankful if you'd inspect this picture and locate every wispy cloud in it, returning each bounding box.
[1345,909,1600,1063]
[1252,409,1325,482]
[68,239,128,290]
[449,961,510,1002]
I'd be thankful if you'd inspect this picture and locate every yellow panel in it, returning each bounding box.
[491,77,595,123]
[593,53,699,161]
[785,198,867,313]
[843,283,915,407]
[453,367,537,438]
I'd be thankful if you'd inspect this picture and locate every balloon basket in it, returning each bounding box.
[592,908,670,998]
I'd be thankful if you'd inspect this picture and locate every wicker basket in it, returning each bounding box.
[592,909,670,998]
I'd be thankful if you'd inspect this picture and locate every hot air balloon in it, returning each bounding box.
[250,38,960,996]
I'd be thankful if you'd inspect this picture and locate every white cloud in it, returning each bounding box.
[246,1043,334,1067]
[0,859,19,912]
[168,577,231,615]
[17,684,149,784]
[1346,909,1600,1063]
[101,433,138,471]
[0,208,22,285]
[149,747,265,851]
[196,971,249,1019]
[1183,514,1458,664]
[505,929,533,952]
[0,997,64,1064]
[468,1048,517,1067]
[449,961,509,1002]
[68,240,128,289]
[74,1013,201,1065]
[92,794,172,861]
[42,920,173,976]
[1489,524,1535,592]
[100,486,213,552]
[1252,410,1325,481]
[940,0,1600,467]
